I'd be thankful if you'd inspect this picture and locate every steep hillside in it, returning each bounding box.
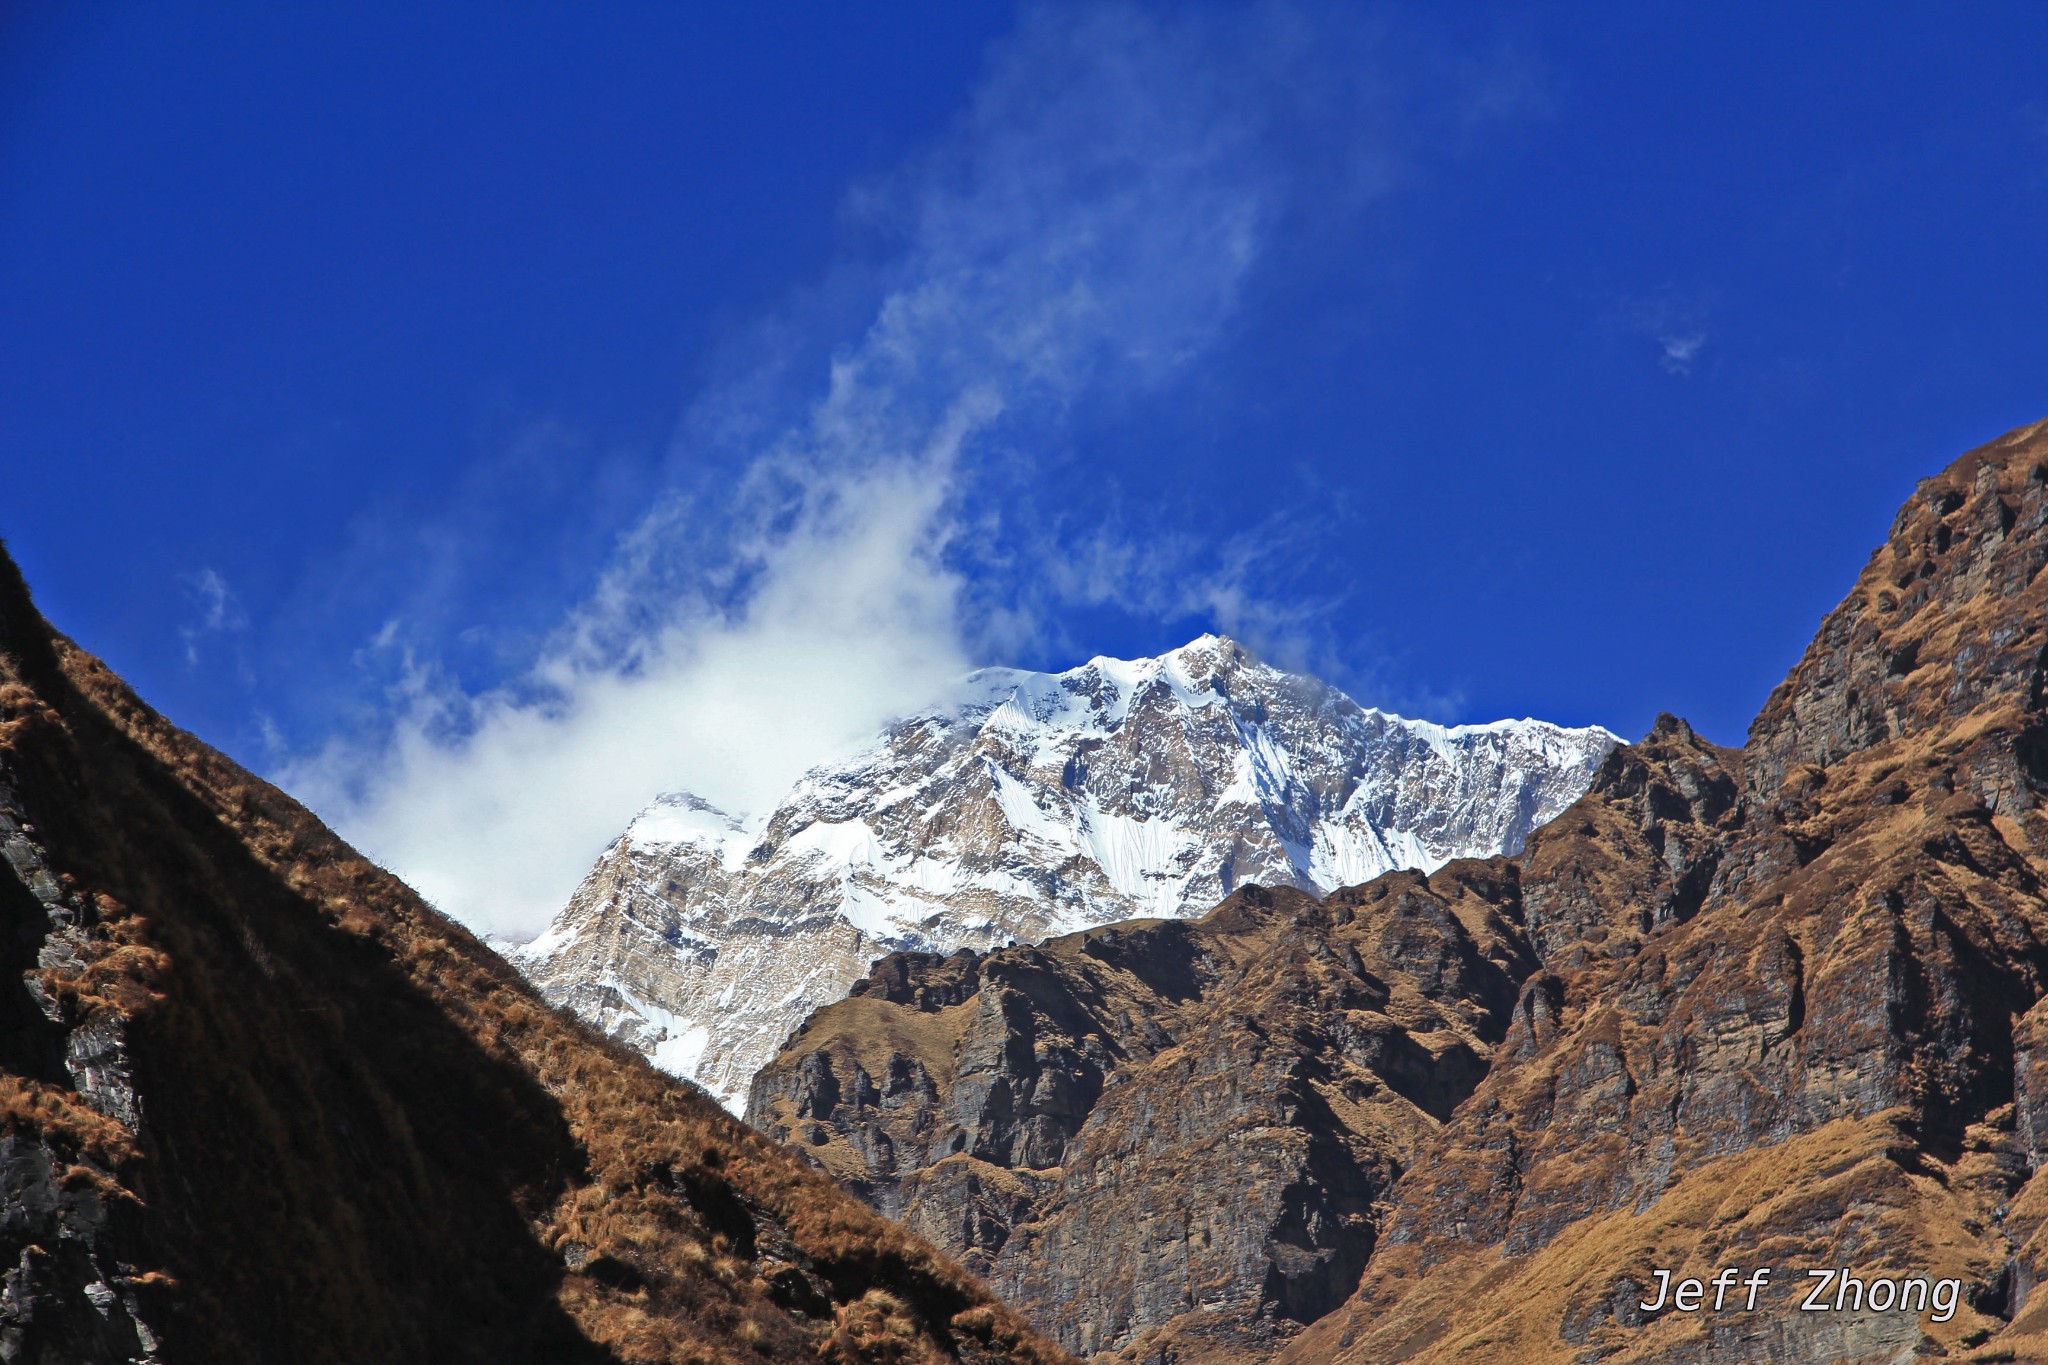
[757,415,2048,1363]
[522,636,1613,1108]
[0,544,1069,1365]
[1286,418,2048,1365]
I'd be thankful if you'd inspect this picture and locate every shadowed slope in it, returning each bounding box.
[0,542,1071,1365]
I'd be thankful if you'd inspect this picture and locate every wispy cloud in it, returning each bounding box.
[179,566,247,667]
[1657,330,1707,375]
[1623,290,1711,377]
[284,4,1414,940]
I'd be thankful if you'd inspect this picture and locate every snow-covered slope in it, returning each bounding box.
[518,635,1618,1109]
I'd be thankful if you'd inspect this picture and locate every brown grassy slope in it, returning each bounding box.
[1282,418,2048,1363]
[0,542,1072,1365]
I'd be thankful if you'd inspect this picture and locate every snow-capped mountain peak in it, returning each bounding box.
[518,636,1619,1109]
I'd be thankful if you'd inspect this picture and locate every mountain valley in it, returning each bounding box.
[6,415,2047,1365]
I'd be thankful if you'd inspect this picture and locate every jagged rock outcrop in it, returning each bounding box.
[759,415,2048,1364]
[0,542,1069,1365]
[521,637,1616,1108]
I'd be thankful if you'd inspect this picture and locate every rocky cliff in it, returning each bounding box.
[749,717,1737,1361]
[754,415,2048,1363]
[521,638,1615,1109]
[0,544,1068,1365]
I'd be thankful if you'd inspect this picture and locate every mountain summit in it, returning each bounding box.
[519,635,1617,1107]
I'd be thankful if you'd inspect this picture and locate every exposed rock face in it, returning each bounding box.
[521,636,1616,1108]
[1,769,162,1363]
[758,416,2048,1364]
[0,544,1069,1365]
[750,719,1733,1360]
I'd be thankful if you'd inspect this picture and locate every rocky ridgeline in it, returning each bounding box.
[752,418,2048,1364]
[520,638,1615,1110]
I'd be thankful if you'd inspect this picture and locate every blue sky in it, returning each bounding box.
[5,2,2046,934]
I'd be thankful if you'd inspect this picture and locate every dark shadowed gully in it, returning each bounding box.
[0,546,1070,1365]
[755,416,2048,1364]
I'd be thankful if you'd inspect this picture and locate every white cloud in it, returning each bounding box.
[284,4,1404,940]
[288,444,980,938]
